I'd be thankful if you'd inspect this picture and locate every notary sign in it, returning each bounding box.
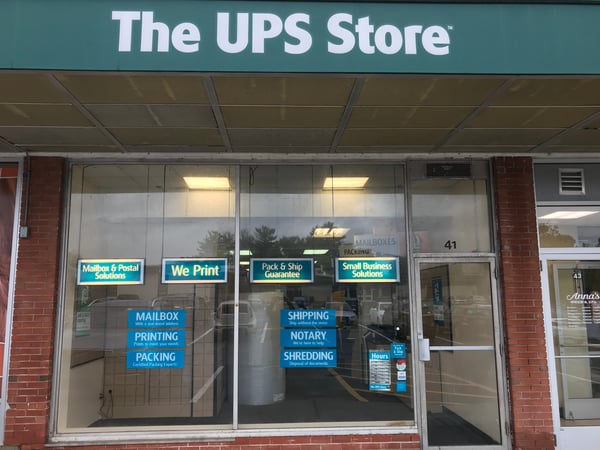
[162,258,227,283]
[335,257,400,283]
[250,258,314,284]
[280,329,336,348]
[77,258,144,285]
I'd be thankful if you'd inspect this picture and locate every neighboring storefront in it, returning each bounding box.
[535,163,600,450]
[5,1,600,450]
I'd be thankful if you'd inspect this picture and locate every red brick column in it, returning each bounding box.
[493,157,554,450]
[5,157,64,446]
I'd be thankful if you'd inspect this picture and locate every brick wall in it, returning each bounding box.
[5,157,64,445]
[27,434,421,450]
[493,157,555,450]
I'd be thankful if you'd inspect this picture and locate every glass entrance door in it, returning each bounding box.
[547,261,600,421]
[416,260,505,449]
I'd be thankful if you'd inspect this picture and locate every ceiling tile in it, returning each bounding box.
[467,106,600,128]
[0,73,68,103]
[22,145,120,153]
[348,106,473,128]
[357,77,506,106]
[56,74,208,104]
[0,104,91,126]
[109,128,222,146]
[0,127,111,145]
[492,79,600,106]
[87,105,216,128]
[337,145,435,153]
[150,105,216,127]
[213,76,355,106]
[221,106,343,128]
[340,128,449,146]
[235,146,331,153]
[228,129,336,147]
[445,129,559,146]
[552,129,600,146]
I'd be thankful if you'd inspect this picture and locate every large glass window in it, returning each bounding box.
[409,162,491,253]
[538,206,600,248]
[59,165,236,430]
[238,165,412,426]
[58,163,413,432]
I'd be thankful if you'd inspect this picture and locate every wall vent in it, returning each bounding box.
[559,168,585,195]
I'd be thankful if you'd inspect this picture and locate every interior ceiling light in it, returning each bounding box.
[229,250,252,256]
[312,227,349,238]
[323,177,369,190]
[184,176,231,190]
[539,211,599,219]
[303,249,329,255]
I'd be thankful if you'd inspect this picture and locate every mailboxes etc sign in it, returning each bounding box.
[1,1,600,74]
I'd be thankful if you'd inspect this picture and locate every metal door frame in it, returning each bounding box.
[412,256,508,450]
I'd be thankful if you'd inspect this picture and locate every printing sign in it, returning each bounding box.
[162,258,228,283]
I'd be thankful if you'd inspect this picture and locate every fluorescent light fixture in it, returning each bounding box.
[239,261,250,266]
[184,176,231,190]
[303,249,329,255]
[312,227,349,238]
[229,250,253,256]
[323,177,368,190]
[539,211,599,220]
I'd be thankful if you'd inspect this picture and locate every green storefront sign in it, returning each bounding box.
[2,1,600,74]
[162,258,228,284]
[77,258,144,285]
[251,258,314,283]
[335,257,400,283]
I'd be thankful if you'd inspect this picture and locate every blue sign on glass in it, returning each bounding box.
[128,310,187,328]
[250,258,314,284]
[162,258,227,284]
[391,342,406,359]
[280,349,337,368]
[77,259,144,285]
[396,381,407,393]
[280,309,337,328]
[335,257,400,283]
[127,329,185,348]
[126,350,185,369]
[281,329,336,348]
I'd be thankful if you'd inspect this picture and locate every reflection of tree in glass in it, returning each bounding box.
[197,230,234,257]
[197,222,346,277]
[538,223,576,247]
[253,226,278,258]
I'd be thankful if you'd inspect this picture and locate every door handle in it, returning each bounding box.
[419,337,430,361]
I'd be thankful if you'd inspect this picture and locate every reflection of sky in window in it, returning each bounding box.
[75,187,405,259]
